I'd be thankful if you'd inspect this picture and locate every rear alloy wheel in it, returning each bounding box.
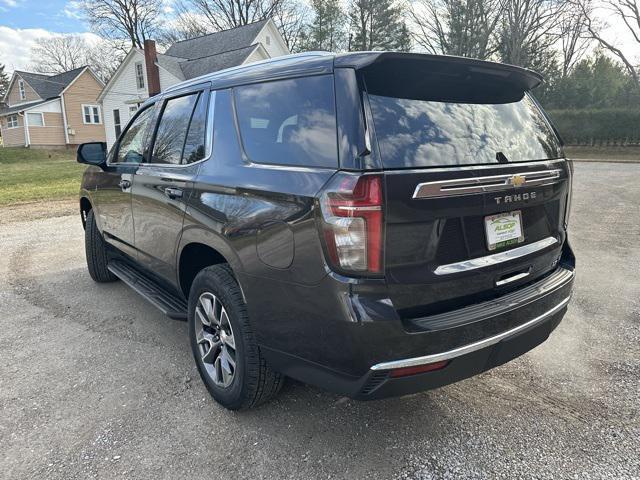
[195,292,237,388]
[188,265,284,410]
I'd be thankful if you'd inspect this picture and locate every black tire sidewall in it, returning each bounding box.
[188,266,249,409]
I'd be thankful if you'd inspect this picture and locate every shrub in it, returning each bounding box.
[547,109,640,145]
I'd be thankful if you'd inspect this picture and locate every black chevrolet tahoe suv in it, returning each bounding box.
[78,52,575,410]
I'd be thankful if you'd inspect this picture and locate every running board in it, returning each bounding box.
[107,260,188,320]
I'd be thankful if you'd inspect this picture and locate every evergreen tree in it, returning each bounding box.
[0,63,9,101]
[302,0,347,51]
[348,0,411,51]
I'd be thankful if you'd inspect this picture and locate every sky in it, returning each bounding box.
[0,0,639,75]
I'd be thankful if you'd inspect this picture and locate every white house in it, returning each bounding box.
[99,19,289,148]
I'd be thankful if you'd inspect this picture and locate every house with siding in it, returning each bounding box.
[99,18,289,148]
[0,67,106,148]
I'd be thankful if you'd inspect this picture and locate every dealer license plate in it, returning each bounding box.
[485,210,524,251]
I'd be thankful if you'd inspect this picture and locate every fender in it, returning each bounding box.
[176,224,245,281]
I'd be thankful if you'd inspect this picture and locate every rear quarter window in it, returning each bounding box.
[233,75,338,168]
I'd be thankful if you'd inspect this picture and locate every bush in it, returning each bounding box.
[547,109,640,145]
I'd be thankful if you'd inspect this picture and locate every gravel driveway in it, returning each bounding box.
[1,162,638,479]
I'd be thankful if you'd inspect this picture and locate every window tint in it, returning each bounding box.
[234,76,338,168]
[150,93,198,165]
[368,93,562,168]
[182,92,208,164]
[115,106,155,164]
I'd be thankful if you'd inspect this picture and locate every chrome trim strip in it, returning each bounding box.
[413,169,561,199]
[434,237,558,275]
[370,295,572,371]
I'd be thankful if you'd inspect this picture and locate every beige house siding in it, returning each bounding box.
[6,76,41,105]
[0,114,26,147]
[63,70,106,144]
[28,112,66,146]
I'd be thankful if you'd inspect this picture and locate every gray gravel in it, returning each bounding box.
[0,162,638,479]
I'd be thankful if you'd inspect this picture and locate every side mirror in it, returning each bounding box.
[77,142,107,167]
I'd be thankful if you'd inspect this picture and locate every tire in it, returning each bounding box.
[85,209,117,283]
[188,264,284,410]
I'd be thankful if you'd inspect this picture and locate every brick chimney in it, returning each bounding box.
[143,39,161,96]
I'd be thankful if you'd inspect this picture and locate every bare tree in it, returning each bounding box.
[498,0,567,68]
[558,0,591,77]
[30,36,88,73]
[186,0,283,31]
[30,35,123,83]
[574,0,640,85]
[158,1,211,44]
[409,0,502,59]
[272,0,308,51]
[79,0,162,50]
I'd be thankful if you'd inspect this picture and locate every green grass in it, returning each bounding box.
[0,147,85,205]
[564,145,640,160]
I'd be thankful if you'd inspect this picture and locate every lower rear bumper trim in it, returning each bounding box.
[370,294,571,371]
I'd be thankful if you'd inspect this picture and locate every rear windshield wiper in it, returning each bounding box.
[496,152,509,164]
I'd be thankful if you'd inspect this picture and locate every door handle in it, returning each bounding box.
[164,187,183,199]
[495,269,530,286]
[118,179,131,189]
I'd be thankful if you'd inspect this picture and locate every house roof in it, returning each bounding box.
[164,19,268,60]
[177,45,259,80]
[156,53,186,81]
[14,66,87,100]
[0,99,50,116]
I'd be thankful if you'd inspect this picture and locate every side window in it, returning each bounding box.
[115,106,155,164]
[182,92,209,164]
[234,75,338,168]
[150,93,199,165]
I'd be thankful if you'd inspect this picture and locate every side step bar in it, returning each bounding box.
[107,260,188,320]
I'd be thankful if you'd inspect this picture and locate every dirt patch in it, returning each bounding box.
[0,198,78,224]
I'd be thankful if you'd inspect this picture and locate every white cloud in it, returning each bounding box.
[0,27,102,73]
[1,0,20,8]
[63,0,83,19]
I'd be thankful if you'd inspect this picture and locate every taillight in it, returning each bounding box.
[318,174,384,275]
[564,159,573,228]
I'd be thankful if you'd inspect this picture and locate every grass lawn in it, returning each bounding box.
[0,147,86,206]
[564,145,640,161]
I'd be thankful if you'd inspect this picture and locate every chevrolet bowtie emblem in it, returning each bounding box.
[510,175,526,187]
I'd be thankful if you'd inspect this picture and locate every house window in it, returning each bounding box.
[83,105,101,124]
[129,105,138,117]
[18,79,26,100]
[7,115,18,128]
[265,35,271,46]
[27,112,44,126]
[113,109,121,138]
[135,62,145,89]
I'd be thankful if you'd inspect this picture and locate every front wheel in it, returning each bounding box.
[85,209,117,283]
[188,264,284,410]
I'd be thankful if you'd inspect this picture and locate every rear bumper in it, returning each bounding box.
[356,295,568,399]
[244,238,575,399]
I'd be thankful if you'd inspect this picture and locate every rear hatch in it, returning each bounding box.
[361,55,571,319]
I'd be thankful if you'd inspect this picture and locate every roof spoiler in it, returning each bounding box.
[334,52,543,91]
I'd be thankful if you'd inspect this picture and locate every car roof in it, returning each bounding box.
[156,51,542,101]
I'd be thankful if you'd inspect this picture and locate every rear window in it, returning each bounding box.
[234,75,338,168]
[368,93,562,168]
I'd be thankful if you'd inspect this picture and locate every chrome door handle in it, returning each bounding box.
[496,270,530,286]
[118,179,131,189]
[164,187,183,199]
